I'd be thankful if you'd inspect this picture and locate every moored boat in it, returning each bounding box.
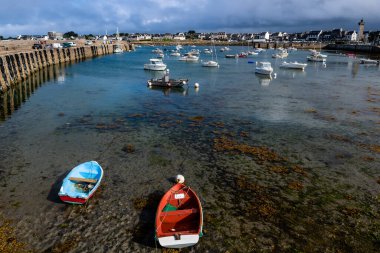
[360,58,379,65]
[225,54,238,58]
[178,53,199,62]
[144,58,167,71]
[155,176,203,248]
[280,61,307,70]
[147,69,188,88]
[255,61,273,75]
[58,161,103,204]
[307,54,326,62]
[202,60,219,67]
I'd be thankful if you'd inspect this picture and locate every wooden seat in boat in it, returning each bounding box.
[69,177,97,184]
[160,208,198,217]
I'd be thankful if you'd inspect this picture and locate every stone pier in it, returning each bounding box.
[0,43,133,93]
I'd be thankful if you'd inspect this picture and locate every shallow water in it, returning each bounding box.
[0,46,379,252]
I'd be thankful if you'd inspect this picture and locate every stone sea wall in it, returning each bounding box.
[0,43,133,93]
[324,44,380,53]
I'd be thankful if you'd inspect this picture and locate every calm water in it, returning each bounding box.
[0,46,379,252]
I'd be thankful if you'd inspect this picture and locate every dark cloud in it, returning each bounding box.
[0,0,379,36]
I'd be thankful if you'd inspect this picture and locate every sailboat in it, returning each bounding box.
[114,27,124,54]
[202,41,219,67]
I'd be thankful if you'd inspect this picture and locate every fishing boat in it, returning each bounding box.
[155,176,203,248]
[58,161,104,204]
[144,58,167,71]
[147,69,188,88]
[255,61,273,75]
[279,61,307,70]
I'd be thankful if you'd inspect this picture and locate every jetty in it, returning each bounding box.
[0,40,134,93]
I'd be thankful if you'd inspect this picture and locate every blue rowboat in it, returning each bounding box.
[58,161,103,204]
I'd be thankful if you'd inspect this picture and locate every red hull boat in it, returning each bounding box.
[155,182,203,248]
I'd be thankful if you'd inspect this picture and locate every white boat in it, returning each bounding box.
[203,48,212,54]
[114,46,123,54]
[170,51,181,57]
[202,61,219,67]
[287,47,297,51]
[144,58,167,71]
[179,54,199,62]
[272,49,288,59]
[176,45,183,50]
[219,46,230,52]
[247,51,258,56]
[255,62,273,75]
[253,48,265,53]
[307,55,326,62]
[152,48,163,54]
[113,27,124,53]
[360,58,379,65]
[280,61,307,70]
[189,49,200,55]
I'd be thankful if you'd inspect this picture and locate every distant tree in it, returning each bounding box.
[84,34,94,40]
[186,30,196,40]
[63,31,78,39]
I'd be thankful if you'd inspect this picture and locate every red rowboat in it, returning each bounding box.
[155,182,203,248]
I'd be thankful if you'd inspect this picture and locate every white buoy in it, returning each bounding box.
[148,81,152,86]
[176,174,185,184]
[194,82,199,88]
[273,73,277,79]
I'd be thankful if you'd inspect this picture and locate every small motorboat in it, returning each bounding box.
[178,53,199,62]
[58,161,104,204]
[144,58,167,71]
[147,69,188,88]
[225,54,238,58]
[280,61,307,70]
[202,60,219,67]
[155,175,203,248]
[307,54,326,62]
[255,61,273,75]
[360,58,379,65]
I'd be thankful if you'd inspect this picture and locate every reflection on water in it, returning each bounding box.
[255,74,272,86]
[0,64,67,121]
[148,86,189,96]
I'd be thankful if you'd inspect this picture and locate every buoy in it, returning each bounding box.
[148,81,152,86]
[194,83,199,88]
[273,73,277,79]
[176,174,185,184]
[182,80,187,85]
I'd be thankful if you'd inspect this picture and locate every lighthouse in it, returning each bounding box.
[358,18,365,42]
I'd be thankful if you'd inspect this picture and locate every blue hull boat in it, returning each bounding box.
[58,161,103,204]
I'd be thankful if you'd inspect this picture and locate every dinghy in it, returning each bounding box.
[58,161,103,204]
[155,176,203,248]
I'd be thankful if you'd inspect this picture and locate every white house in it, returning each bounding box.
[306,30,322,41]
[253,32,269,42]
[173,32,186,40]
[345,31,357,41]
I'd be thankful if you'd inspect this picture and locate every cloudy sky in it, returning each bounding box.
[0,0,379,36]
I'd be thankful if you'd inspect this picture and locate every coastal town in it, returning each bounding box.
[1,19,380,46]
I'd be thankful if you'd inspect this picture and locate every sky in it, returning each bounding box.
[0,0,379,37]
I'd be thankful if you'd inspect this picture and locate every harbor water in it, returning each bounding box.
[0,46,379,252]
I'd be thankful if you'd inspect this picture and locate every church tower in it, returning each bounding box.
[358,18,365,42]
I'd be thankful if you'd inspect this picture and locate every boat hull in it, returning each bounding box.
[58,161,103,205]
[158,234,200,248]
[155,183,203,248]
[144,64,167,71]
